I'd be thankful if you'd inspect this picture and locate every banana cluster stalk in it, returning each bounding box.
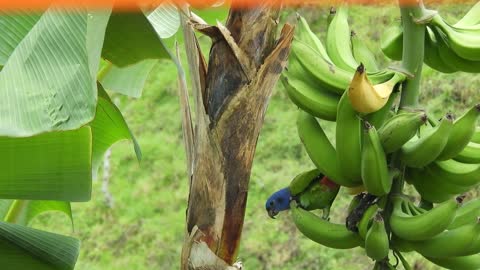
[266,4,480,270]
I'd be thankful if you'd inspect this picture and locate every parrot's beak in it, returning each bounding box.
[267,208,278,219]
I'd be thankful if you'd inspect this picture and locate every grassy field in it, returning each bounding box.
[33,3,480,269]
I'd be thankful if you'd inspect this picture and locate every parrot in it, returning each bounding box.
[265,169,340,219]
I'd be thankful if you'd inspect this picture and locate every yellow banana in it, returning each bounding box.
[348,64,405,114]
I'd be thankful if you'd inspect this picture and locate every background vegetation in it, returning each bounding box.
[31,2,480,269]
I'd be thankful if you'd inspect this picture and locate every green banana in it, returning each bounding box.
[429,14,480,61]
[365,213,390,260]
[424,27,458,73]
[290,201,363,249]
[406,201,427,216]
[327,7,336,28]
[281,73,339,121]
[425,159,480,187]
[390,196,459,241]
[409,221,480,258]
[438,104,480,160]
[449,198,480,230]
[454,142,480,163]
[406,167,469,203]
[291,38,398,96]
[431,25,480,73]
[472,127,480,143]
[297,111,355,187]
[361,121,391,196]
[289,169,322,196]
[391,234,414,253]
[380,23,403,61]
[326,6,358,72]
[381,25,458,73]
[400,113,454,168]
[358,204,379,239]
[295,15,333,63]
[425,254,480,270]
[351,30,379,72]
[378,110,427,154]
[454,1,480,27]
[347,193,362,214]
[364,90,399,129]
[336,91,362,184]
[290,40,351,95]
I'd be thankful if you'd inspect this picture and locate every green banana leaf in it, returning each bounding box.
[2,200,72,228]
[98,59,157,98]
[102,9,170,67]
[0,200,13,218]
[0,126,92,201]
[90,85,141,177]
[0,221,79,270]
[147,3,180,39]
[0,8,111,137]
[0,12,42,66]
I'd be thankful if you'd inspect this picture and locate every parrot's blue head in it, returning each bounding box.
[265,187,291,219]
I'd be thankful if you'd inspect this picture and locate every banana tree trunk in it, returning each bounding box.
[179,4,294,269]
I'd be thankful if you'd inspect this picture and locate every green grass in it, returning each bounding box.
[31,3,480,269]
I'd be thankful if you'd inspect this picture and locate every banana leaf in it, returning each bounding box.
[0,8,111,137]
[0,221,79,270]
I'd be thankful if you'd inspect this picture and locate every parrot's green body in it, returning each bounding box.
[266,169,340,219]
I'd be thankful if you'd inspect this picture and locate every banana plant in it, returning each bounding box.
[0,3,181,269]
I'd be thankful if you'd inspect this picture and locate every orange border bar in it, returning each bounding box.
[0,0,456,11]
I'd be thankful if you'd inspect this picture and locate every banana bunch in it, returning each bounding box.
[381,2,480,73]
[402,105,480,202]
[269,5,480,270]
[386,195,480,269]
[283,10,406,122]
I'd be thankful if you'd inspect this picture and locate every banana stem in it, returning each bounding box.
[399,5,427,109]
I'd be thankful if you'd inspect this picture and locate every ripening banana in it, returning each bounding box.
[364,91,399,129]
[361,121,392,196]
[400,113,454,168]
[425,254,480,270]
[295,15,333,63]
[347,64,405,114]
[326,6,358,72]
[378,109,427,153]
[437,104,480,160]
[297,111,356,187]
[281,74,339,121]
[449,198,480,230]
[380,23,403,61]
[390,196,459,241]
[351,30,379,72]
[365,212,390,261]
[454,142,480,163]
[290,201,364,249]
[429,14,480,61]
[454,1,480,28]
[409,221,480,258]
[336,91,362,184]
